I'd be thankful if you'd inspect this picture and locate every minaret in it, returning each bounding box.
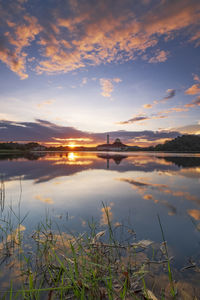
[107,134,109,144]
[107,158,110,169]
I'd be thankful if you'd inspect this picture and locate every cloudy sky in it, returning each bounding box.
[0,0,200,146]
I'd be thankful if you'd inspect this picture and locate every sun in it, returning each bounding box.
[68,143,76,148]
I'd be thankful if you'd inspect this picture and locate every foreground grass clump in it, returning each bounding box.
[0,206,199,299]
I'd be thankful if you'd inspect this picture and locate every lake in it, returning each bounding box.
[0,151,200,295]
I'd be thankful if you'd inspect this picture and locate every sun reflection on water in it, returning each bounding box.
[68,152,76,161]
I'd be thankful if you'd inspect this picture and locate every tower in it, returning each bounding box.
[107,134,109,144]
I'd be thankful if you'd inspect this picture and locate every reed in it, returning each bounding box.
[0,204,199,299]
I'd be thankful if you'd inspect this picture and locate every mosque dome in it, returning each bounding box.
[114,138,121,143]
[97,135,127,151]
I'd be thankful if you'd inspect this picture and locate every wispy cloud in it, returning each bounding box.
[0,9,41,79]
[113,78,122,83]
[158,106,188,115]
[154,89,176,105]
[185,84,200,95]
[173,123,200,134]
[119,102,189,126]
[100,79,114,98]
[117,113,167,125]
[189,30,200,47]
[37,99,54,108]
[187,209,200,220]
[185,95,200,107]
[169,107,188,112]
[143,104,153,109]
[185,73,200,95]
[118,115,150,125]
[161,89,176,102]
[100,78,122,98]
[81,77,88,86]
[184,74,200,107]
[193,74,200,82]
[143,88,176,109]
[148,49,169,63]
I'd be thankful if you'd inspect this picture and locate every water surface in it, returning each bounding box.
[1,151,200,270]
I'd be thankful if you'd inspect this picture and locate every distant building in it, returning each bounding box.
[97,135,128,151]
[32,145,46,151]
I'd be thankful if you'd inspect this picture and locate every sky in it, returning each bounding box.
[0,0,200,147]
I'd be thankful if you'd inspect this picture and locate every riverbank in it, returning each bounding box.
[1,134,200,154]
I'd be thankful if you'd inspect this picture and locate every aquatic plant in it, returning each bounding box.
[0,204,199,299]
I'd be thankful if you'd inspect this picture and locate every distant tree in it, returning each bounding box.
[153,135,200,152]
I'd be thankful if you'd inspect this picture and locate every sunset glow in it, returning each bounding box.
[68,144,77,149]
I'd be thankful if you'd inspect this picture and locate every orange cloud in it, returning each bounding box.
[185,96,200,108]
[148,50,169,63]
[100,79,114,98]
[37,99,54,108]
[36,0,200,75]
[143,104,153,109]
[185,84,200,95]
[185,73,200,96]
[0,15,41,79]
[184,73,200,107]
[6,16,41,52]
[170,107,188,112]
[187,209,200,220]
[193,74,200,82]
[189,30,200,47]
[158,106,189,114]
[143,194,154,200]
[0,46,28,79]
[100,78,122,98]
[143,0,200,37]
[113,78,122,83]
[1,0,200,77]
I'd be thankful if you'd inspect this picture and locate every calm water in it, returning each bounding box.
[0,151,200,270]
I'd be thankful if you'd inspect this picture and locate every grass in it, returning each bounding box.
[0,176,5,213]
[0,204,199,299]
[157,214,176,299]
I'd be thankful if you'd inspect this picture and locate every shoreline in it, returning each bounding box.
[1,149,200,154]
